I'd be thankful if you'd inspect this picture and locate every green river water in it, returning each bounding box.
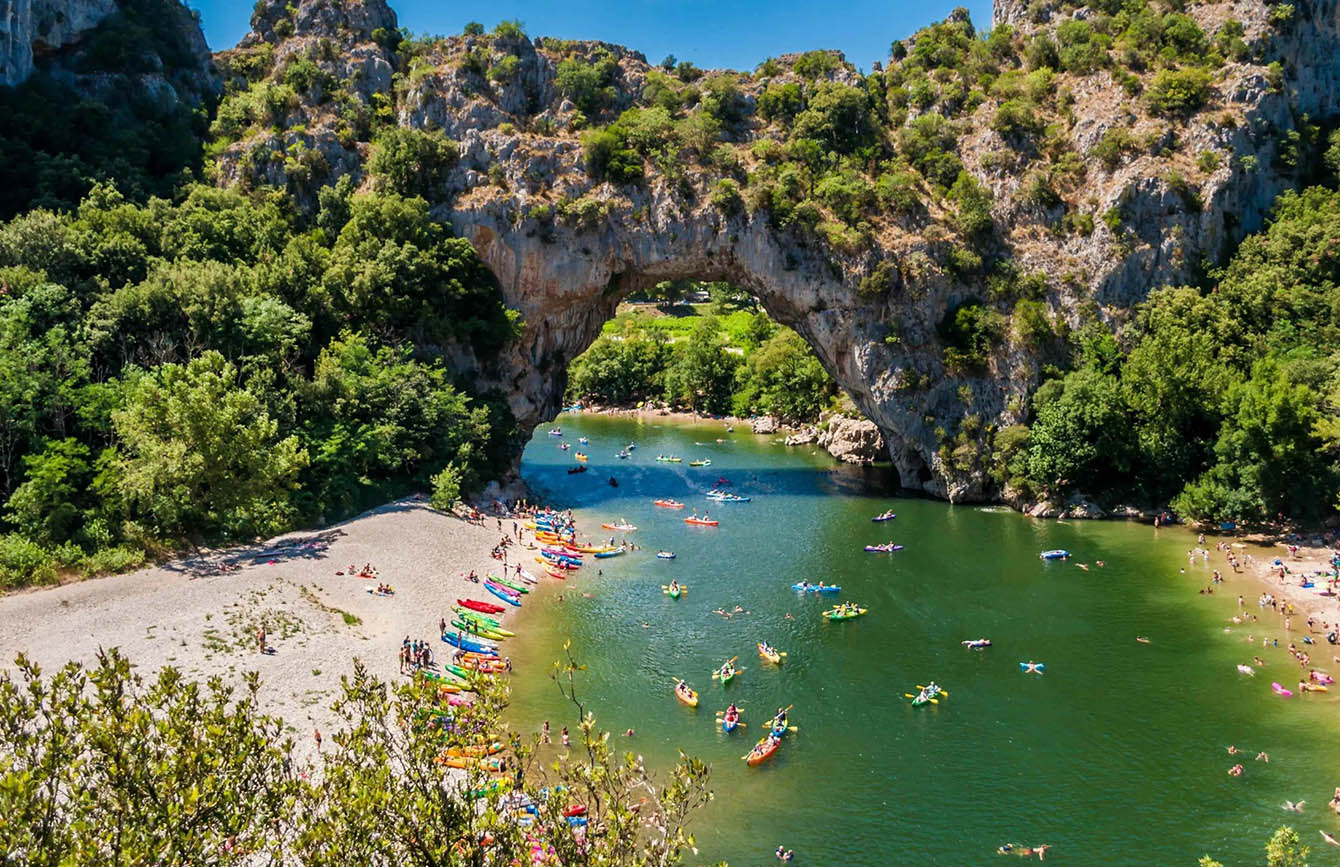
[502,413,1340,865]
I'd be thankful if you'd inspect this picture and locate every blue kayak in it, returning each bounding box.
[792,583,840,593]
[594,548,625,558]
[443,631,498,655]
[1039,550,1069,560]
[484,582,522,606]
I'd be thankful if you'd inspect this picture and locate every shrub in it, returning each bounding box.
[859,260,897,296]
[0,533,58,589]
[367,128,459,198]
[793,50,841,79]
[758,82,803,123]
[939,300,1004,371]
[556,51,619,116]
[710,179,743,215]
[430,464,461,510]
[992,98,1042,142]
[492,19,526,39]
[582,127,641,183]
[791,83,873,155]
[1092,127,1136,170]
[948,171,994,237]
[1147,67,1212,116]
[1055,20,1109,74]
[876,171,921,215]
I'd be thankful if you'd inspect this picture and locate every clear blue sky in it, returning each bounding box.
[192,0,995,71]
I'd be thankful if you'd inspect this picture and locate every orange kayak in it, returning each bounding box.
[674,682,699,707]
[746,737,780,766]
[684,517,718,526]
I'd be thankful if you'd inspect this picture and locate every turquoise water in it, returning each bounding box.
[503,414,1340,865]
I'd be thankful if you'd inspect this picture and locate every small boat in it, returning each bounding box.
[721,708,741,732]
[444,741,505,758]
[654,499,685,509]
[663,583,686,598]
[674,680,698,706]
[872,510,897,522]
[578,437,588,444]
[458,598,506,614]
[745,735,780,766]
[452,619,508,640]
[684,517,719,526]
[490,574,530,594]
[567,465,587,474]
[1039,549,1070,560]
[711,657,740,685]
[626,443,636,450]
[757,642,783,664]
[864,543,903,553]
[548,429,563,436]
[483,581,522,606]
[600,522,637,531]
[615,451,630,459]
[689,459,712,467]
[910,683,946,707]
[961,638,992,650]
[656,551,676,560]
[1019,661,1045,674]
[443,631,499,655]
[574,453,588,461]
[1272,682,1294,697]
[655,455,683,463]
[823,604,867,621]
[593,547,625,558]
[716,493,750,503]
[791,582,840,593]
[1300,683,1329,693]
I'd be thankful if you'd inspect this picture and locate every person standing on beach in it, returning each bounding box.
[314,728,322,751]
[256,624,267,653]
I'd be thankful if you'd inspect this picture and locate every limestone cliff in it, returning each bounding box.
[210,0,1340,501]
[0,0,116,85]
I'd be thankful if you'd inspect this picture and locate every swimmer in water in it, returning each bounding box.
[1227,745,1238,755]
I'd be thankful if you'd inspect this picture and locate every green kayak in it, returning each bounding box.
[490,575,530,594]
[452,606,503,628]
[452,619,508,640]
[823,605,868,621]
[455,612,514,636]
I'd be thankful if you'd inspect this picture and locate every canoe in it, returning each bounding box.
[574,454,588,461]
[593,548,625,558]
[758,642,782,664]
[792,583,840,593]
[823,606,867,621]
[452,619,508,640]
[484,582,522,606]
[745,737,779,766]
[722,712,740,733]
[600,523,637,531]
[656,551,676,560]
[536,557,577,570]
[454,607,503,627]
[684,517,719,526]
[442,632,498,655]
[674,683,698,707]
[663,584,686,598]
[458,598,506,614]
[654,499,685,508]
[445,741,504,758]
[655,456,683,463]
[872,512,897,522]
[544,568,568,580]
[689,459,711,467]
[712,668,738,685]
[1039,549,1070,560]
[440,755,504,771]
[491,575,530,594]
[864,544,903,553]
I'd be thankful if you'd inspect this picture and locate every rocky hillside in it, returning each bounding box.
[205,0,1337,500]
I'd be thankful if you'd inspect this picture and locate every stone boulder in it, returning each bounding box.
[750,416,779,435]
[818,416,886,465]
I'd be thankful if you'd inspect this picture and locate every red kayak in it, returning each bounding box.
[458,598,506,614]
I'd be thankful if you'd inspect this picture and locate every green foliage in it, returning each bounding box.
[1055,19,1110,74]
[556,50,620,117]
[367,128,459,199]
[566,329,671,404]
[711,178,744,215]
[791,83,874,155]
[992,98,1043,142]
[429,464,461,510]
[899,113,963,188]
[1265,825,1309,867]
[939,300,1003,371]
[733,329,836,420]
[582,126,642,184]
[1026,367,1135,493]
[793,51,842,79]
[493,18,526,39]
[662,316,743,414]
[1147,67,1213,117]
[948,171,994,237]
[758,82,804,123]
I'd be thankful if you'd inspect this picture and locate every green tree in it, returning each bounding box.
[663,317,741,414]
[735,329,835,421]
[1265,825,1309,867]
[1025,367,1136,495]
[4,439,92,545]
[113,351,307,539]
[790,83,873,155]
[367,128,459,199]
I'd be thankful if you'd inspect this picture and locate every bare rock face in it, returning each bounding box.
[818,416,887,465]
[1,0,117,85]
[210,0,1340,503]
[750,416,779,435]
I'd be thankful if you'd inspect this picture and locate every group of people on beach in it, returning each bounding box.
[398,635,435,673]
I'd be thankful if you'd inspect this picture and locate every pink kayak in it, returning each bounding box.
[1271,682,1294,697]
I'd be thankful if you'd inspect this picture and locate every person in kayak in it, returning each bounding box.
[669,580,680,594]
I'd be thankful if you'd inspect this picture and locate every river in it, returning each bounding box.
[502,413,1340,865]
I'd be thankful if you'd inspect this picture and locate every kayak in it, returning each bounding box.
[491,575,530,594]
[544,568,568,580]
[458,598,506,614]
[453,607,506,629]
[715,494,750,503]
[864,544,903,553]
[684,517,719,526]
[674,682,698,707]
[792,583,840,593]
[657,551,676,560]
[1300,683,1329,692]
[722,711,741,733]
[711,659,740,685]
[758,642,782,664]
[1039,549,1070,560]
[484,582,522,606]
[578,437,588,444]
[574,453,588,461]
[745,736,780,766]
[911,685,945,707]
[445,741,504,758]
[452,619,508,640]
[654,499,685,508]
[536,557,577,570]
[516,569,538,585]
[872,511,896,522]
[823,606,867,621]
[1272,682,1294,697]
[655,456,682,463]
[600,523,637,531]
[689,459,711,467]
[440,755,504,771]
[443,632,499,655]
[663,584,686,598]
[593,548,625,558]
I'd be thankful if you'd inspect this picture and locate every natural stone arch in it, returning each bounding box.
[450,204,971,498]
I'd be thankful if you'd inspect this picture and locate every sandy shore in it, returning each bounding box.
[1246,537,1340,636]
[0,498,523,759]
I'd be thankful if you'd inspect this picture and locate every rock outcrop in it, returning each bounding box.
[209,0,1340,501]
[818,416,887,465]
[0,0,116,85]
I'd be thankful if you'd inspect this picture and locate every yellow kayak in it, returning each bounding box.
[674,681,699,707]
[758,642,782,664]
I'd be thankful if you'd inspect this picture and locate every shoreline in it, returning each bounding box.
[0,497,522,762]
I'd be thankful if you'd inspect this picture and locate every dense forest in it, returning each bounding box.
[0,0,1338,592]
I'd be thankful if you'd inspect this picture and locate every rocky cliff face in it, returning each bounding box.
[211,0,1340,501]
[0,0,116,85]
